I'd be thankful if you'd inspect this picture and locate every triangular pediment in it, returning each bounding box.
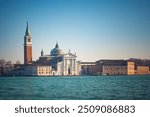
[64,53,77,58]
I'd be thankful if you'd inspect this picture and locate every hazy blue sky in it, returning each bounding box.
[0,0,150,63]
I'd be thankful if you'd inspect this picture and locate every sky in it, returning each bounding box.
[0,0,150,63]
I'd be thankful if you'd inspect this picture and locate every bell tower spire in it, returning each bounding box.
[25,21,30,36]
[24,21,32,64]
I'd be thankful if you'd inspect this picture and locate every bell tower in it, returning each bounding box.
[24,21,32,64]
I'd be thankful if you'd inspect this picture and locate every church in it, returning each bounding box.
[37,42,81,75]
[13,22,81,76]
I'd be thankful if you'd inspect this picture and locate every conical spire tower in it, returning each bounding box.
[24,21,32,64]
[25,21,30,36]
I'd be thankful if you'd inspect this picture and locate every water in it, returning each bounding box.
[0,75,150,100]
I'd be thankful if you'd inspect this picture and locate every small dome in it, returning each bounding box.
[50,43,63,56]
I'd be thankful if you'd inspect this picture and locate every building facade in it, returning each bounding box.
[81,60,135,75]
[102,66,127,75]
[0,60,14,76]
[80,62,96,75]
[12,64,53,76]
[136,66,150,75]
[36,65,53,76]
[56,52,81,75]
[127,62,135,75]
[37,43,81,76]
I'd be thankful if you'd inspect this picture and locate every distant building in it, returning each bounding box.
[0,60,14,76]
[127,62,135,75]
[81,60,135,75]
[81,62,96,75]
[102,66,127,75]
[102,62,135,75]
[128,58,150,75]
[12,64,53,76]
[37,65,53,76]
[136,66,150,75]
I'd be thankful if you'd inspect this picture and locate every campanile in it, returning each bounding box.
[24,22,32,64]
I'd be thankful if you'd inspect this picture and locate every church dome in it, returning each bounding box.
[50,43,63,56]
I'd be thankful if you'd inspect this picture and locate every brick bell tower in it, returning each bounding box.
[24,21,32,64]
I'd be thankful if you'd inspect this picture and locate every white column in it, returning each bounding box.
[65,58,67,75]
[62,57,64,75]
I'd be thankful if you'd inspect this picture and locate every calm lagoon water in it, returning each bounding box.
[0,75,150,100]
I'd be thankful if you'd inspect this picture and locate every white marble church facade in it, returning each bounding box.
[57,52,81,75]
[37,43,81,76]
